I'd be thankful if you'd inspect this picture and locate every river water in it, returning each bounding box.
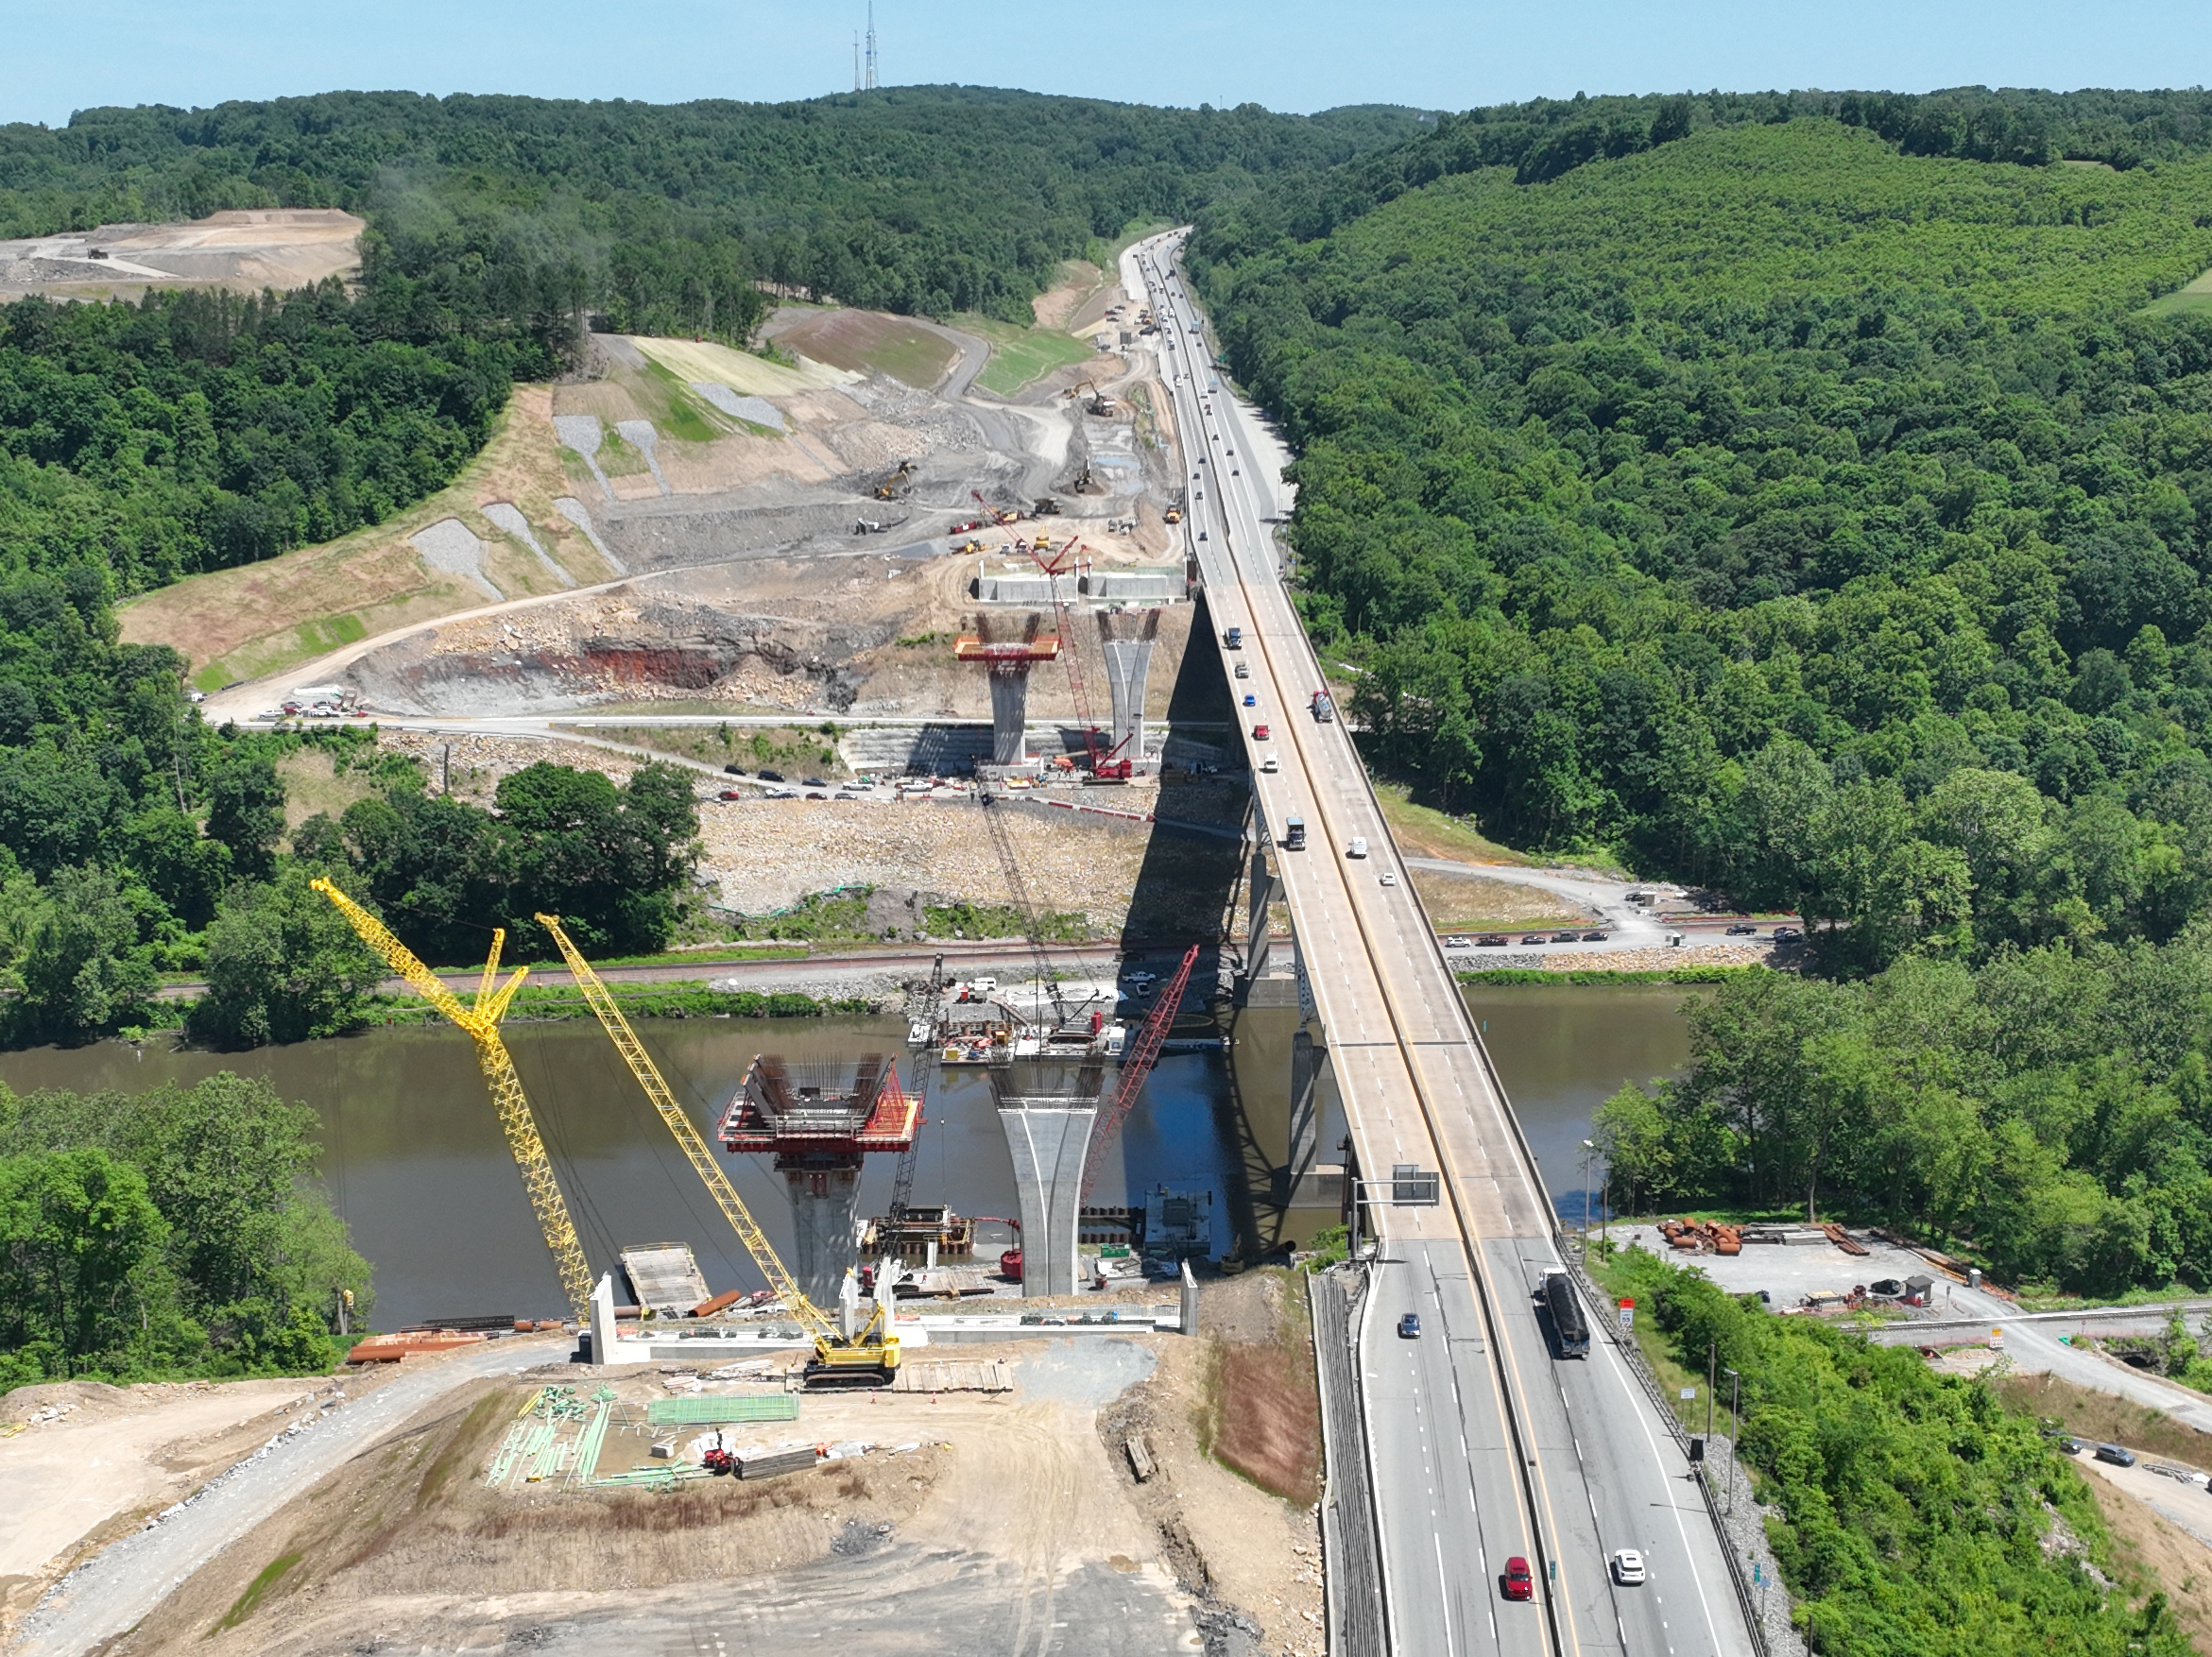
[0,985,1698,1329]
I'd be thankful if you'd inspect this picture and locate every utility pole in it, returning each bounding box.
[1580,1138,1594,1263]
[1706,1341,1716,1443]
[1724,1365,1741,1512]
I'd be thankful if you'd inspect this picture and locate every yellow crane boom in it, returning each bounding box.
[534,914,896,1381]
[311,879,595,1323]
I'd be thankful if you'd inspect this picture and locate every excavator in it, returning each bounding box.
[311,879,596,1324]
[534,914,900,1388]
[874,459,915,501]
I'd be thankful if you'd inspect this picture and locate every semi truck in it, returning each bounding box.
[1281,816,1307,850]
[1224,625,1243,649]
[1541,1269,1590,1358]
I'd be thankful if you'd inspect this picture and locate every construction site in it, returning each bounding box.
[0,222,1345,1657]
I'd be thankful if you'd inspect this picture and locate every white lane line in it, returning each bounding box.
[1434,1532,1460,1657]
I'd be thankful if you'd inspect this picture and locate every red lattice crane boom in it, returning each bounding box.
[1079,945,1201,1203]
[1030,539,1115,771]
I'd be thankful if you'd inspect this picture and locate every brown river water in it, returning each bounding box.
[0,986,1696,1328]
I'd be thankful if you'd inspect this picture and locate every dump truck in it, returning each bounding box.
[1541,1269,1590,1358]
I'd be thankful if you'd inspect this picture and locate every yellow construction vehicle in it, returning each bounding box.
[1164,504,1182,525]
[534,914,900,1388]
[874,458,916,501]
[311,879,595,1324]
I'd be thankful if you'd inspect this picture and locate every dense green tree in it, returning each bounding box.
[0,1147,196,1386]
[0,1072,370,1380]
[13,864,157,1042]
[190,863,384,1047]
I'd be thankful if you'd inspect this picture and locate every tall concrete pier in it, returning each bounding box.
[1102,633,1156,760]
[956,618,1060,768]
[996,1093,1098,1296]
[719,1053,920,1308]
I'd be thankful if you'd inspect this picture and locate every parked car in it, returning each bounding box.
[1501,1557,1534,1601]
[1447,935,1473,948]
[1774,925,1801,938]
[723,763,747,776]
[1552,931,1580,943]
[717,789,744,800]
[1582,930,1609,942]
[2094,1443,2136,1467]
[1725,923,1758,935]
[1521,933,1547,946]
[759,769,785,782]
[1610,1549,1647,1586]
[1398,1312,1421,1339]
[805,792,829,800]
[803,777,828,787]
[1478,934,1509,947]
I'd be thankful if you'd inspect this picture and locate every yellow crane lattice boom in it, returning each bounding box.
[311,879,595,1323]
[534,914,887,1356]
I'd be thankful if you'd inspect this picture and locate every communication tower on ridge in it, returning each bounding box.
[865,3,879,90]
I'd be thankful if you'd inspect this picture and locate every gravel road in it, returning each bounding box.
[11,1336,571,1657]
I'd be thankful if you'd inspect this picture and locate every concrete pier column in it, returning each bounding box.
[783,1163,864,1307]
[997,1097,1099,1297]
[986,664,1034,765]
[1243,848,1277,984]
[1103,637,1156,760]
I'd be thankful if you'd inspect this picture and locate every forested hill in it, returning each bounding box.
[1194,113,2212,972]
[1,88,1427,333]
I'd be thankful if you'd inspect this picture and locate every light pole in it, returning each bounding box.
[1579,1139,1595,1263]
[1723,1365,1741,1512]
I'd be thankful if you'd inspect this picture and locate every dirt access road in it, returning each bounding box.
[10,1336,568,1657]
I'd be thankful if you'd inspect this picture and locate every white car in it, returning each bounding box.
[1380,871,1398,887]
[1610,1549,1647,1586]
[1260,756,1279,774]
[1346,838,1368,859]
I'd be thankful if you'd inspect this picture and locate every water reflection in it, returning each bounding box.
[0,1016,1242,1330]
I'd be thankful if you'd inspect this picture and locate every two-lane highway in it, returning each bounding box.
[1132,230,1756,1657]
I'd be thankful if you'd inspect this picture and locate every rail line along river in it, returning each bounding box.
[0,986,1699,1327]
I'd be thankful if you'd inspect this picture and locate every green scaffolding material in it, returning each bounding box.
[566,1400,612,1491]
[645,1395,799,1426]
[485,1419,533,1487]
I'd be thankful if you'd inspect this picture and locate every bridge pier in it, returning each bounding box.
[996,1095,1098,1296]
[986,663,1035,765]
[1238,846,1277,992]
[784,1159,866,1307]
[1102,635,1156,760]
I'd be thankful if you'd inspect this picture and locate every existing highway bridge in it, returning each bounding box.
[1133,230,1758,1657]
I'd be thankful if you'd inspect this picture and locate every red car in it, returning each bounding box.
[1502,1556,1535,1601]
[1253,724,1271,740]
[718,789,745,800]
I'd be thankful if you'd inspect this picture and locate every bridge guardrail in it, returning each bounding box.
[1565,1257,1775,1657]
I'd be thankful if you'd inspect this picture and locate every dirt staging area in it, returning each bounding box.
[0,209,364,299]
[0,1374,363,1642]
[80,1320,1318,1657]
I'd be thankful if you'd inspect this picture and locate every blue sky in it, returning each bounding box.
[8,0,2210,127]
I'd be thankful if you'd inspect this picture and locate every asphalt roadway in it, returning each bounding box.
[1135,231,1756,1657]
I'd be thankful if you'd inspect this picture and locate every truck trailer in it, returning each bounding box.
[1541,1269,1590,1358]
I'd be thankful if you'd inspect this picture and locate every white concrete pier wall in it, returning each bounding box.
[997,1099,1098,1297]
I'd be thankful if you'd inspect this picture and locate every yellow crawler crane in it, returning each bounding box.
[311,879,595,1324]
[534,913,900,1388]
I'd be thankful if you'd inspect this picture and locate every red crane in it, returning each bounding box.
[1030,539,1124,774]
[1079,945,1201,1204]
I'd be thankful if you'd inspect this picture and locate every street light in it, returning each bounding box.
[1579,1139,1595,1263]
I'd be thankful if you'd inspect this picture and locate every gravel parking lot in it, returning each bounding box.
[1603,1224,1966,1312]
